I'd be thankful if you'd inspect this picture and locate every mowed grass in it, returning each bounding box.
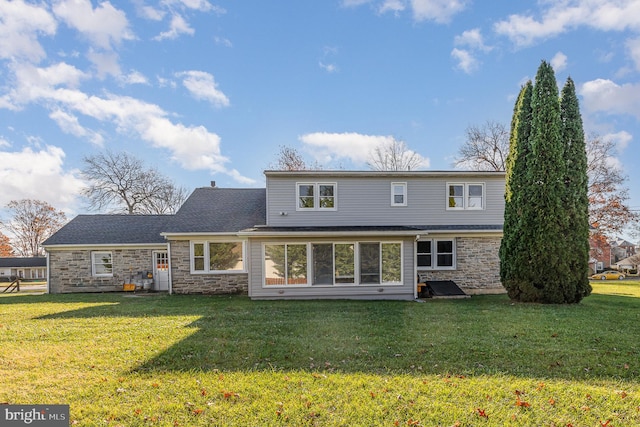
[1,283,639,426]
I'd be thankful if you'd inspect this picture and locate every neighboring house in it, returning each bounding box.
[615,255,640,274]
[0,257,47,280]
[589,236,637,273]
[610,238,636,264]
[43,170,506,299]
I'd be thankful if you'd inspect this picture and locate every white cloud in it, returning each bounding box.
[157,76,177,88]
[0,145,84,210]
[580,78,640,119]
[604,130,633,151]
[138,4,165,21]
[53,0,134,50]
[411,0,467,23]
[87,49,121,79]
[451,48,478,74]
[121,70,149,85]
[177,71,230,107]
[454,28,492,52]
[1,62,88,109]
[342,0,466,23]
[495,1,640,47]
[551,51,568,72]
[379,0,405,15]
[299,132,430,168]
[2,62,252,183]
[214,36,233,47]
[154,13,194,40]
[319,62,338,73]
[0,0,57,62]
[49,109,104,146]
[626,37,640,71]
[167,0,216,12]
[32,62,88,88]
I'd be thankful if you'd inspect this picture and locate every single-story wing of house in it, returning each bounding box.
[0,257,47,280]
[43,170,507,299]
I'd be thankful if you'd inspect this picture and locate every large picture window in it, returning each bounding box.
[91,251,113,277]
[447,183,484,210]
[417,239,455,269]
[297,183,336,210]
[265,244,308,285]
[263,241,401,287]
[191,241,245,273]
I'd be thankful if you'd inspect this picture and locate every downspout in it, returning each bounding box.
[414,236,419,299]
[167,242,173,295]
[45,250,50,294]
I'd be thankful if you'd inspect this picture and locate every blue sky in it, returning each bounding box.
[1,0,639,236]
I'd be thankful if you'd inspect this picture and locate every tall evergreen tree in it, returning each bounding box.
[560,77,592,302]
[513,61,571,303]
[500,81,533,297]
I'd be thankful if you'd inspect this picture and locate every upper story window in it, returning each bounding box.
[447,183,484,210]
[391,182,407,206]
[91,251,113,277]
[191,241,245,274]
[297,182,337,210]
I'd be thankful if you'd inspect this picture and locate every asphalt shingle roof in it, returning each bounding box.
[165,187,266,233]
[0,257,47,268]
[42,215,171,246]
[243,224,503,233]
[42,188,267,246]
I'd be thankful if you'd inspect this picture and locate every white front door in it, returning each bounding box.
[153,251,170,291]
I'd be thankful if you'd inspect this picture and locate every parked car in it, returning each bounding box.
[591,271,625,280]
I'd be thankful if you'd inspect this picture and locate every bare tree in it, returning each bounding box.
[269,145,326,171]
[367,138,425,171]
[454,121,509,171]
[1,200,66,256]
[456,123,638,236]
[81,151,188,214]
[270,145,309,171]
[585,134,638,236]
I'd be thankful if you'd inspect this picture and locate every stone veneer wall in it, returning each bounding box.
[417,236,505,295]
[48,248,158,293]
[169,240,248,295]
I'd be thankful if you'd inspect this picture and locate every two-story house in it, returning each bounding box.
[43,170,506,299]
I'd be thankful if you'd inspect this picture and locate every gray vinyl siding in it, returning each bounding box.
[247,236,415,300]
[266,175,505,227]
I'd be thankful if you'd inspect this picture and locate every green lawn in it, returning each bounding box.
[1,282,639,426]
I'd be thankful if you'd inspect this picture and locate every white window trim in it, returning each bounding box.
[416,238,456,270]
[190,240,246,274]
[262,241,403,288]
[296,182,337,211]
[91,251,113,277]
[263,242,311,287]
[391,182,407,207]
[446,182,485,211]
